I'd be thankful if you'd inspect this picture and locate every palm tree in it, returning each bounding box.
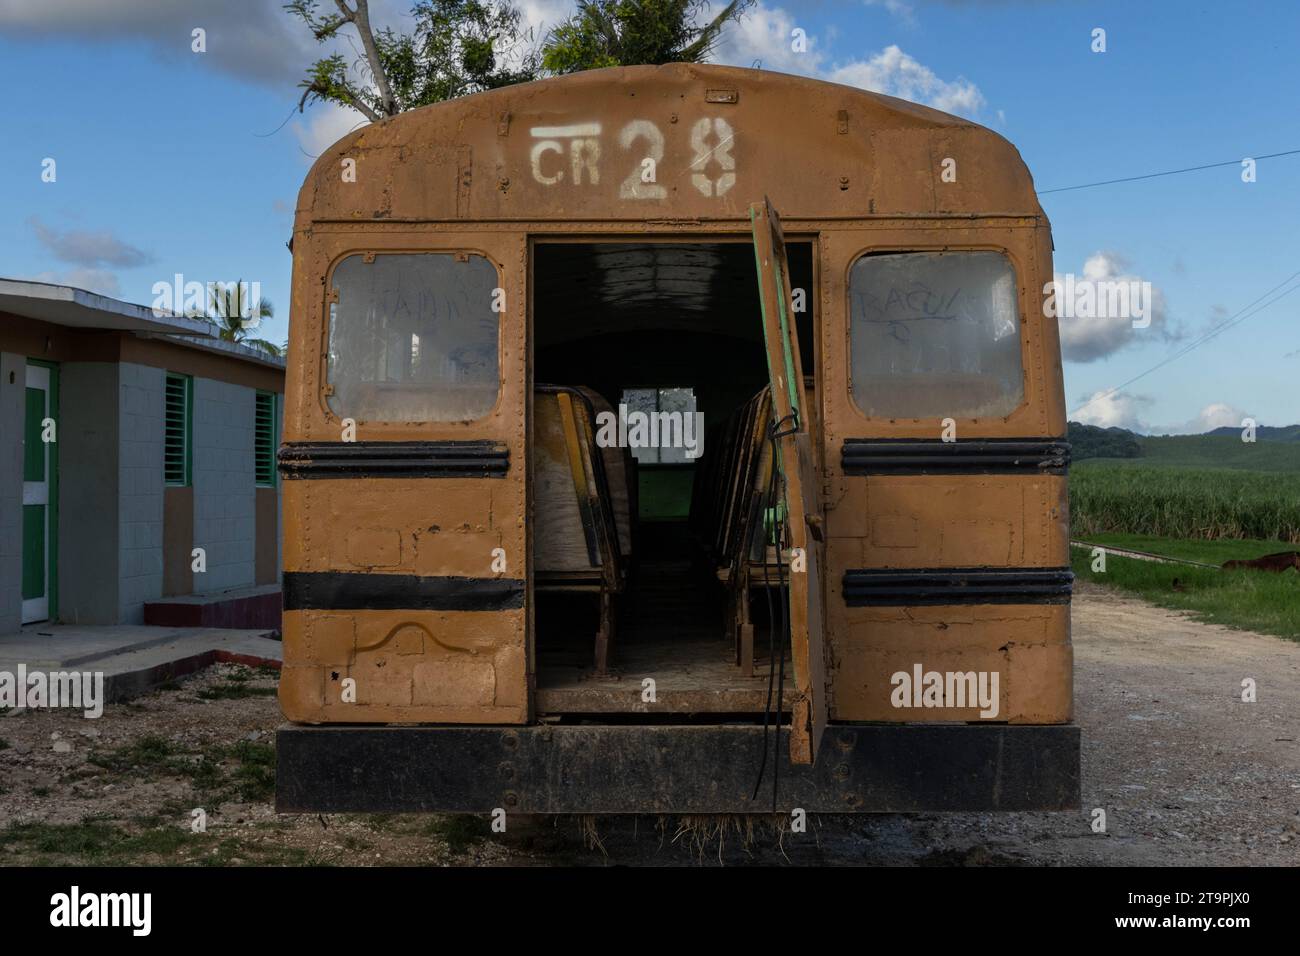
[206,280,283,356]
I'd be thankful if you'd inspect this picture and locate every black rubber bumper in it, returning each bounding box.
[276,723,1080,814]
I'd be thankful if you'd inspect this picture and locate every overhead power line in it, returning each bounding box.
[1069,268,1300,418]
[1039,148,1300,195]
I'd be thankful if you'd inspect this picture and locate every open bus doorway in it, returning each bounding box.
[530,239,815,717]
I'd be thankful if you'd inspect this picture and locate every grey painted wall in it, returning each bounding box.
[117,362,165,624]
[0,353,27,633]
[193,377,256,592]
[58,362,121,624]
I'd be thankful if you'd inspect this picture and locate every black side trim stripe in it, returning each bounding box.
[843,567,1073,606]
[284,572,525,611]
[842,438,1070,475]
[278,440,509,479]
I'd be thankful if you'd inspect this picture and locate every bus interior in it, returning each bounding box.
[531,239,815,716]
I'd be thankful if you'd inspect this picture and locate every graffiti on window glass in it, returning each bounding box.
[849,252,1022,418]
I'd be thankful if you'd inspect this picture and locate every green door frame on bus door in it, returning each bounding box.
[22,360,58,624]
[749,198,828,766]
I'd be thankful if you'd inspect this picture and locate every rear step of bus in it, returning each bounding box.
[276,723,1081,814]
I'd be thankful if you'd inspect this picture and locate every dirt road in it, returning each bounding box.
[1,582,1297,865]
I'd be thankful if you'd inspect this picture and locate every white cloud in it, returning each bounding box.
[864,0,917,26]
[1070,393,1253,435]
[1070,390,1154,430]
[292,103,371,160]
[1189,402,1249,433]
[515,0,576,45]
[0,0,417,86]
[714,2,814,73]
[0,0,310,85]
[714,3,985,118]
[27,216,153,268]
[3,0,983,120]
[829,45,984,116]
[1055,251,1173,363]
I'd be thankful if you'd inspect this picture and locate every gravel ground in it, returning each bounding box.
[1,581,1296,866]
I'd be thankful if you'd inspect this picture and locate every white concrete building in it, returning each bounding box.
[0,279,285,631]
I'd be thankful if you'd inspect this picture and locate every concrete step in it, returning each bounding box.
[0,625,282,704]
[144,584,281,630]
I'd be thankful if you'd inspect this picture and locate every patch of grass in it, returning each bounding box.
[132,798,196,831]
[88,735,180,774]
[1072,547,1300,640]
[88,735,220,796]
[192,664,278,700]
[120,826,198,856]
[227,741,275,802]
[425,814,491,853]
[192,837,312,867]
[86,734,277,806]
[197,682,277,701]
[1076,533,1299,565]
[30,786,51,797]
[0,820,127,859]
[0,819,198,861]
[186,753,226,796]
[0,818,208,864]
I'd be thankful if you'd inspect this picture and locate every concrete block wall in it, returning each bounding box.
[117,362,165,624]
[193,377,256,593]
[0,353,27,633]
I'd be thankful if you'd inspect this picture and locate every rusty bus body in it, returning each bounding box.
[276,64,1079,814]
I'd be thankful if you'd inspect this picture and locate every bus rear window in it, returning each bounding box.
[848,251,1023,419]
[326,253,500,422]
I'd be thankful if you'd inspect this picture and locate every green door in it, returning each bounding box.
[749,198,827,765]
[22,363,56,624]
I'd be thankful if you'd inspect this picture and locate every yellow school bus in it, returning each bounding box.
[276,63,1077,814]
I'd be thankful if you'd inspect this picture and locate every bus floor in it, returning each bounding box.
[534,528,789,716]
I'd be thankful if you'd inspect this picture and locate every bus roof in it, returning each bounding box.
[296,62,1043,226]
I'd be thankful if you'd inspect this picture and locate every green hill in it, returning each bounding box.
[1069,423,1300,473]
[1132,435,1296,472]
[1067,421,1142,460]
[1205,424,1300,442]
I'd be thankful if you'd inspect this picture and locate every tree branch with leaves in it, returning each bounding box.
[542,1,752,75]
[286,0,540,120]
[286,0,755,124]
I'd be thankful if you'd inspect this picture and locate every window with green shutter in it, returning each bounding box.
[164,373,192,486]
[255,391,277,486]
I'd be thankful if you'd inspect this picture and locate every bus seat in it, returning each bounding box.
[691,379,816,676]
[533,385,632,673]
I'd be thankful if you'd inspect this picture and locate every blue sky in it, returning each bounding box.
[1,0,1296,432]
